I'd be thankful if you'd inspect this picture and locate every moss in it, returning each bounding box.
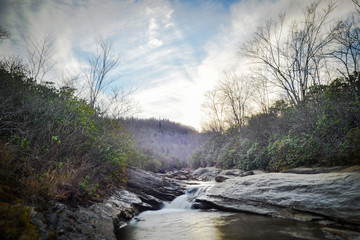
[0,202,39,240]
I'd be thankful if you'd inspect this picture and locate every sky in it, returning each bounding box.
[0,0,356,130]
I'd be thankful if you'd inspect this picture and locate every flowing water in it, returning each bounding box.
[117,183,328,240]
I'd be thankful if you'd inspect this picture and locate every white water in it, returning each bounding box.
[117,183,327,240]
[164,182,212,209]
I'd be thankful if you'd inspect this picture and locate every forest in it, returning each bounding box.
[122,118,210,171]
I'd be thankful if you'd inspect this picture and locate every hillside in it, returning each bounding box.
[123,118,210,171]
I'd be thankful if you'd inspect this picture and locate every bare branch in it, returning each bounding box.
[240,1,338,105]
[24,32,56,82]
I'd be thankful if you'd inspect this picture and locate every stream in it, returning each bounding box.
[117,183,328,240]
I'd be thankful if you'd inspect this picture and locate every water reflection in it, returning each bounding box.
[117,209,326,240]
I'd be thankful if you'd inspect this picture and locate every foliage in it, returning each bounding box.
[0,59,142,205]
[192,73,360,171]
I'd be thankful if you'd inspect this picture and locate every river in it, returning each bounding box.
[117,183,328,240]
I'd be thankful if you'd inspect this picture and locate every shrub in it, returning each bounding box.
[0,60,139,204]
[267,134,328,171]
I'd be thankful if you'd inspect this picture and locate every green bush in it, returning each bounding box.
[337,127,360,165]
[267,134,328,171]
[240,142,269,170]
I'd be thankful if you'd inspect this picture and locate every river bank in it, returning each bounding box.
[2,165,360,239]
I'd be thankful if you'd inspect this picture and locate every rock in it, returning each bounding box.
[282,165,350,174]
[220,169,243,176]
[196,170,360,225]
[31,189,145,240]
[126,167,183,201]
[252,170,268,175]
[241,171,254,177]
[163,170,191,180]
[134,191,163,211]
[215,175,228,182]
[191,167,222,181]
[322,227,360,240]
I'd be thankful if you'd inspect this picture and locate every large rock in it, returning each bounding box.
[31,189,148,240]
[196,167,360,225]
[126,167,183,201]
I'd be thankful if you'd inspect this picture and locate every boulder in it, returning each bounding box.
[126,167,183,201]
[31,189,147,240]
[196,167,360,225]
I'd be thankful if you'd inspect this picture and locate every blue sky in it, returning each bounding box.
[0,0,355,130]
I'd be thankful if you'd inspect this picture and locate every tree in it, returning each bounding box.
[331,15,360,100]
[84,37,139,118]
[103,86,140,119]
[24,32,56,82]
[201,89,227,133]
[249,70,272,114]
[241,2,339,105]
[84,37,119,110]
[201,70,253,132]
[218,70,253,128]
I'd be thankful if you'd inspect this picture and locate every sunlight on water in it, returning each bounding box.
[117,208,327,240]
[117,183,326,240]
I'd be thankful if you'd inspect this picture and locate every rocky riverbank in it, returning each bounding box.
[10,167,183,240]
[194,165,360,239]
[5,165,360,239]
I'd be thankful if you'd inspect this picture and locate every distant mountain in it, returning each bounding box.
[122,118,211,171]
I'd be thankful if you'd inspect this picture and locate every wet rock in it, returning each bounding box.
[196,167,360,225]
[322,227,360,240]
[134,191,163,211]
[126,167,183,201]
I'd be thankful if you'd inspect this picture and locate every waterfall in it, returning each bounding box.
[164,183,211,209]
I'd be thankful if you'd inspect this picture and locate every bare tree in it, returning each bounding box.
[331,15,360,100]
[201,70,254,132]
[102,87,140,119]
[24,32,56,82]
[250,71,271,113]
[201,89,227,133]
[84,37,139,118]
[84,37,119,109]
[218,70,253,128]
[241,2,339,105]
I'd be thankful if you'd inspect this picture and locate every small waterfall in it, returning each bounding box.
[165,184,211,209]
